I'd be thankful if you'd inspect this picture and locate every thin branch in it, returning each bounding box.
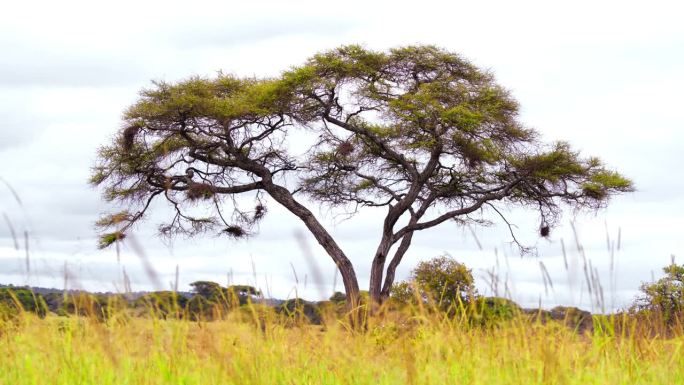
[485,202,530,253]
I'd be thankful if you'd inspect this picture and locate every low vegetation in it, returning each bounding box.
[1,257,683,384]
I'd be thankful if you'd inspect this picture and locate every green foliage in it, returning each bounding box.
[94,211,132,228]
[186,295,218,321]
[41,292,66,314]
[512,142,585,181]
[186,281,262,320]
[190,281,224,301]
[581,170,633,200]
[527,306,594,334]
[633,262,684,325]
[329,291,347,304]
[187,281,229,320]
[278,299,323,325]
[388,281,415,305]
[92,45,632,249]
[470,297,522,325]
[227,285,261,298]
[412,255,476,308]
[0,288,47,319]
[391,255,476,312]
[97,231,125,249]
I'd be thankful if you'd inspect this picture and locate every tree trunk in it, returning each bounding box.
[263,183,362,324]
[369,235,393,308]
[234,156,363,325]
[380,230,415,302]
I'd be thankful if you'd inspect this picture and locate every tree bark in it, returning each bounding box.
[368,235,393,309]
[263,183,362,322]
[380,230,415,301]
[230,152,363,326]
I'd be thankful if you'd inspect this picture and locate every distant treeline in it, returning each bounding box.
[0,280,596,332]
[0,281,332,324]
[2,258,682,335]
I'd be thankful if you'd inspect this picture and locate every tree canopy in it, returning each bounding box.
[92,45,633,310]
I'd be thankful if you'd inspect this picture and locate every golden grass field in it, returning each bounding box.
[1,306,683,385]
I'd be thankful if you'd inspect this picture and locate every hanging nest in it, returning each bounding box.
[540,225,550,238]
[223,225,246,238]
[336,141,354,157]
[253,204,267,221]
[186,184,215,201]
[122,124,141,151]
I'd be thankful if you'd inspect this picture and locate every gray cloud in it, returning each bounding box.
[169,18,362,49]
[0,94,49,149]
[0,58,150,88]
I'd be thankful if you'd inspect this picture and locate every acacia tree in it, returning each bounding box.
[92,45,632,309]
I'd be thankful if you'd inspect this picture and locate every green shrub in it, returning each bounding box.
[0,288,47,319]
[390,255,476,313]
[632,262,684,327]
[277,299,323,325]
[470,297,522,326]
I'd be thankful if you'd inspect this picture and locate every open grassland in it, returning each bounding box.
[1,311,683,385]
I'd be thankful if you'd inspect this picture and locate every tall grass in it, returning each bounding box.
[1,302,682,385]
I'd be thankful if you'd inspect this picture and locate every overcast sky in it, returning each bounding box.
[0,0,682,310]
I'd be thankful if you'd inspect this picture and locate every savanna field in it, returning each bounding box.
[1,299,683,385]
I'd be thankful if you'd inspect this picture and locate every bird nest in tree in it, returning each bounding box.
[122,124,141,151]
[253,204,266,221]
[336,141,354,157]
[540,225,550,237]
[223,225,246,238]
[186,184,215,201]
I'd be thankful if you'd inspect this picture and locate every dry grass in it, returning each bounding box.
[1,305,682,385]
